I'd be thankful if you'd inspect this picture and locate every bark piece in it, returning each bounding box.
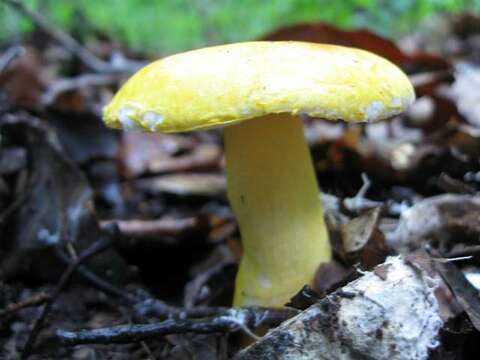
[235,256,442,360]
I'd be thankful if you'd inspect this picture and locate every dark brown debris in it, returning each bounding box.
[1,6,480,359]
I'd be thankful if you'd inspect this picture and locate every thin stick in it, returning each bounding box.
[21,236,113,359]
[42,73,122,106]
[1,0,143,73]
[0,292,50,320]
[53,247,134,301]
[0,45,25,73]
[46,308,297,347]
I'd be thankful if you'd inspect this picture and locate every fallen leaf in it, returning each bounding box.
[263,22,449,69]
[0,113,128,282]
[134,173,226,197]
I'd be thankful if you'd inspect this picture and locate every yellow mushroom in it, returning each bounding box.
[103,41,414,308]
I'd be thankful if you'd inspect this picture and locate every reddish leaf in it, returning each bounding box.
[263,22,449,70]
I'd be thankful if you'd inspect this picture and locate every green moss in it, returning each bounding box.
[0,0,477,54]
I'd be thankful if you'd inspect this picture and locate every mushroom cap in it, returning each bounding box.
[103,41,414,132]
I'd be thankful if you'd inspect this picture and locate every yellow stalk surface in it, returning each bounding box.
[225,113,330,307]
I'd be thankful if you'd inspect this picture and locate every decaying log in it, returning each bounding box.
[235,256,442,360]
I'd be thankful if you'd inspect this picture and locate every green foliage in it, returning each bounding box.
[0,0,479,54]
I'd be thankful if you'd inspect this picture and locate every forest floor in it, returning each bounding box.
[1,3,480,359]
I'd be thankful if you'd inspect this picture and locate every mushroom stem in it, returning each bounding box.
[224,113,331,307]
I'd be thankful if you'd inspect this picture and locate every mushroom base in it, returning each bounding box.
[224,113,331,307]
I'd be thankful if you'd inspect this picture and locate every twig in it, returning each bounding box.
[140,341,156,360]
[1,0,143,74]
[133,294,299,322]
[54,246,191,320]
[184,262,231,308]
[343,173,382,211]
[21,236,113,359]
[436,172,476,195]
[54,318,239,345]
[44,307,298,347]
[54,245,241,321]
[53,247,134,301]
[0,292,50,320]
[342,173,411,216]
[444,245,480,259]
[0,189,29,225]
[430,255,473,263]
[100,217,203,241]
[53,238,266,323]
[0,45,25,73]
[42,73,123,106]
